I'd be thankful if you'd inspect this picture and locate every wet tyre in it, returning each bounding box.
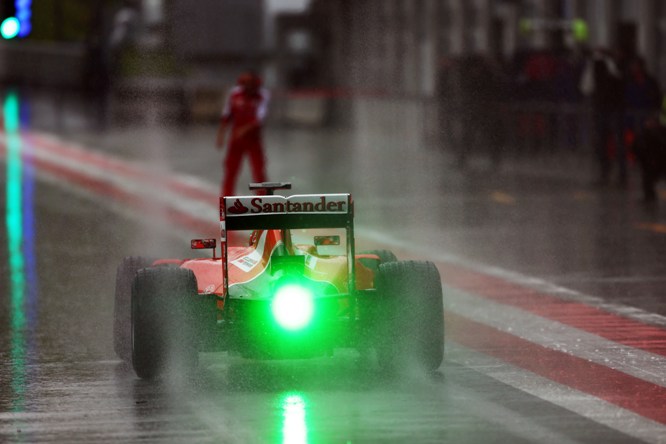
[131,266,199,379]
[375,260,444,374]
[113,256,154,363]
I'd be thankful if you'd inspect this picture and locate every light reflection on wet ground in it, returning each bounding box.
[2,91,666,442]
[0,352,644,443]
[2,91,38,416]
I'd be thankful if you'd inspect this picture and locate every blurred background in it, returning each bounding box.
[3,4,666,442]
[1,0,665,160]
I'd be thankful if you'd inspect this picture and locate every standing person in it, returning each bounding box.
[216,72,270,196]
[623,57,662,151]
[633,114,666,202]
[580,49,625,185]
[624,58,663,200]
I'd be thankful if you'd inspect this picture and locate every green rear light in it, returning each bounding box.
[271,283,314,331]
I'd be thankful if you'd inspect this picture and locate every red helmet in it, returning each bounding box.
[237,72,261,90]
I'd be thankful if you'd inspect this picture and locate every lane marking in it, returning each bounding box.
[23,132,217,204]
[356,228,666,329]
[448,312,666,425]
[0,140,217,236]
[5,132,666,349]
[447,287,666,387]
[448,343,666,444]
[4,130,666,433]
[0,134,219,237]
[445,381,583,444]
[20,134,218,217]
[435,259,666,358]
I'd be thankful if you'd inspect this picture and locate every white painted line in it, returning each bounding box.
[447,343,666,444]
[446,286,666,387]
[357,227,666,328]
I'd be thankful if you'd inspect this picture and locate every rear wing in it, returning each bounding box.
[220,193,356,297]
[221,194,353,231]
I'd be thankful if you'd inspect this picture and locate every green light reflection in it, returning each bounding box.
[4,91,27,411]
[280,392,309,444]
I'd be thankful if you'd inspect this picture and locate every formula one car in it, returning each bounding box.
[113,183,444,379]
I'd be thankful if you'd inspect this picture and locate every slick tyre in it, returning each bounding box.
[375,261,444,374]
[113,256,154,363]
[131,267,199,380]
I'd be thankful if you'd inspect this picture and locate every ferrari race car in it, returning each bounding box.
[113,183,444,379]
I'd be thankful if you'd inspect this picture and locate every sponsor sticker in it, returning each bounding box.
[231,253,261,272]
[225,194,349,216]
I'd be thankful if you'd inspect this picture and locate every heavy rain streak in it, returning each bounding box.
[2,1,666,443]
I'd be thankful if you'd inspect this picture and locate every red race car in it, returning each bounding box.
[113,182,444,379]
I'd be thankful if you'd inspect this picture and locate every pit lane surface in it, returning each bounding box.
[2,92,666,443]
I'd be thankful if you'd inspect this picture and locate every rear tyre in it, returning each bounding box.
[375,261,444,374]
[113,256,154,363]
[131,267,199,380]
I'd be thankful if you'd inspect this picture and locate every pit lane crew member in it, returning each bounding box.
[215,72,270,196]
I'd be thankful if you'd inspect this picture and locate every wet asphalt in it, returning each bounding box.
[1,90,666,442]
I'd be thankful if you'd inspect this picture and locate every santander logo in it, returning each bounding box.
[225,194,350,216]
[227,199,250,215]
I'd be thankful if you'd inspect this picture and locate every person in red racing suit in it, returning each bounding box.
[215,72,270,196]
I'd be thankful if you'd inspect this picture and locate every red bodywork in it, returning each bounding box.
[174,233,376,308]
